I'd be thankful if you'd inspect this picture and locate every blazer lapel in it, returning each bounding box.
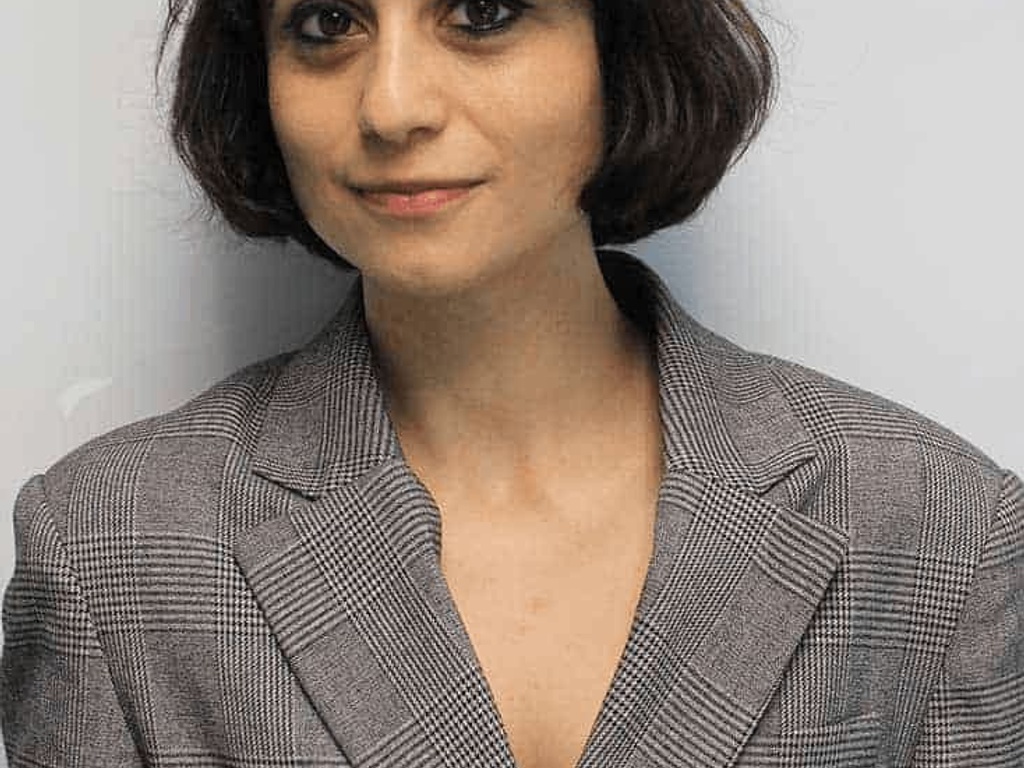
[235,287,514,765]
[235,255,846,768]
[578,255,848,768]
[234,462,515,766]
[579,472,846,768]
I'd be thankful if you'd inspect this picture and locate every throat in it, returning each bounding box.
[368,246,652,458]
[385,310,659,490]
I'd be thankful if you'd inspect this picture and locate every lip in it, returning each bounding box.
[352,180,483,218]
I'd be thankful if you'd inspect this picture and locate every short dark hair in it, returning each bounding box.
[157,0,775,266]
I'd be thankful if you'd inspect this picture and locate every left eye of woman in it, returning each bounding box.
[446,0,528,36]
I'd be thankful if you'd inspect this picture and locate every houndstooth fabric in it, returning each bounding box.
[2,252,1021,767]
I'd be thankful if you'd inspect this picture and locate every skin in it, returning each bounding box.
[263,2,664,766]
[263,0,605,297]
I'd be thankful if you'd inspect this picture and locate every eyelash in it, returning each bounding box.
[282,0,533,47]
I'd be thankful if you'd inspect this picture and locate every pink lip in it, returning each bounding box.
[355,184,479,218]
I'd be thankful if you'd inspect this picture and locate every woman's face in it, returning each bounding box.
[263,0,604,295]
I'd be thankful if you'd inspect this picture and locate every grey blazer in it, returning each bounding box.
[3,253,1022,767]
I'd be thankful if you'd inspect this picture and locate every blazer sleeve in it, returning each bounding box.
[1,475,143,767]
[911,470,1024,765]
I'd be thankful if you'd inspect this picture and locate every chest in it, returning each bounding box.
[440,497,656,768]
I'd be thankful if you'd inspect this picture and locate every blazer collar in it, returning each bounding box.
[250,282,400,497]
[599,252,818,492]
[240,251,844,767]
[252,250,817,498]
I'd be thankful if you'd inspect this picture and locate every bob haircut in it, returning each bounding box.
[157,0,775,267]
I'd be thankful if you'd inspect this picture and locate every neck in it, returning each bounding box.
[362,241,653,470]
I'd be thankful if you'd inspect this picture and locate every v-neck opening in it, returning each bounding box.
[397,454,683,768]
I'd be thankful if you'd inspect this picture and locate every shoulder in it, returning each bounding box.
[751,349,1008,547]
[35,351,296,537]
[606,250,1009,526]
[761,350,997,471]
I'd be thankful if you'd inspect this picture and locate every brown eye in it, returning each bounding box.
[464,0,504,28]
[301,8,354,39]
[447,0,524,36]
[284,2,361,45]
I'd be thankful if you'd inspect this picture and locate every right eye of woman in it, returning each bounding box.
[283,2,361,46]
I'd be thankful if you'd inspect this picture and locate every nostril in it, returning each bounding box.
[355,45,448,145]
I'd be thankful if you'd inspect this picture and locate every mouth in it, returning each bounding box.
[351,180,484,218]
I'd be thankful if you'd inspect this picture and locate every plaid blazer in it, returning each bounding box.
[3,252,1022,767]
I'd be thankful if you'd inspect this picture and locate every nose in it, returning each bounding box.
[357,24,447,147]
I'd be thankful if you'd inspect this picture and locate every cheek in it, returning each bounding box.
[507,42,604,193]
[267,73,345,198]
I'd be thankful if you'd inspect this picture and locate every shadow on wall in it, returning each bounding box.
[56,230,353,454]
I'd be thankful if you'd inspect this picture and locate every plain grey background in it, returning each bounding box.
[1,2,1022,753]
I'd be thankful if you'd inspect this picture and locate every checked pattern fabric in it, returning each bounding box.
[2,252,1022,767]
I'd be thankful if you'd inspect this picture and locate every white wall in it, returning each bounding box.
[1,1,1021,757]
[636,1,1023,472]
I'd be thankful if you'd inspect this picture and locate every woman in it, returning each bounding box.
[2,0,1021,766]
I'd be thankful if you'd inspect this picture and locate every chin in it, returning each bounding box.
[352,242,515,300]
